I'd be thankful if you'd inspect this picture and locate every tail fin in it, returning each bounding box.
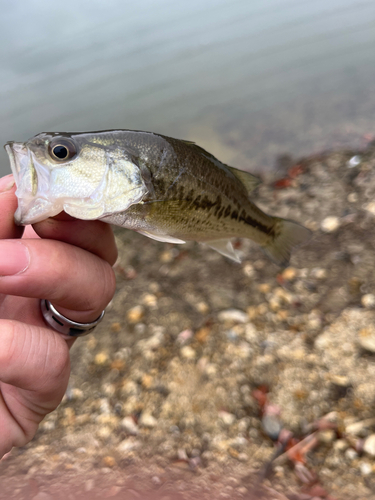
[263,219,312,267]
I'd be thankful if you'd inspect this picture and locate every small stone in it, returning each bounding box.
[346,418,375,436]
[218,411,236,426]
[139,412,157,428]
[120,416,139,435]
[102,456,116,467]
[142,294,158,307]
[363,434,375,457]
[360,462,372,476]
[218,309,249,323]
[282,267,297,281]
[364,202,375,215]
[126,305,144,324]
[196,302,209,314]
[318,429,336,444]
[310,267,327,279]
[347,155,361,167]
[262,415,282,441]
[111,322,122,332]
[94,352,109,366]
[117,438,140,454]
[176,329,194,345]
[347,192,358,203]
[333,439,349,452]
[258,283,271,294]
[345,448,358,460]
[321,216,340,233]
[358,327,375,353]
[180,345,196,359]
[361,294,375,309]
[195,326,211,344]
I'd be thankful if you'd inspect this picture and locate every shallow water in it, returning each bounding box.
[1,0,375,175]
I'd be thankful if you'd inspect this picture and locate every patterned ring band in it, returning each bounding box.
[40,299,105,337]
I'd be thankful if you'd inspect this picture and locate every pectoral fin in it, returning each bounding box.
[205,239,241,263]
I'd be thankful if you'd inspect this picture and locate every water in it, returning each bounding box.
[1,0,375,175]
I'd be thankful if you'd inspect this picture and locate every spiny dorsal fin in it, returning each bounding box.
[181,141,261,195]
[227,167,261,194]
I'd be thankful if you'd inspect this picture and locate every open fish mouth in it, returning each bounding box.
[4,141,28,186]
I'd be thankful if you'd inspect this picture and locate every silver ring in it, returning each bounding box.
[40,299,105,337]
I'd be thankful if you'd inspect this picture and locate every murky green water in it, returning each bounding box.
[1,0,374,175]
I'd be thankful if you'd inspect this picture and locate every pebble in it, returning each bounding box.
[126,305,144,323]
[361,293,375,309]
[281,267,297,281]
[363,201,375,215]
[347,192,358,203]
[363,434,375,457]
[218,309,249,323]
[318,429,336,444]
[358,327,375,353]
[346,418,375,436]
[347,155,361,167]
[218,411,236,426]
[320,216,340,233]
[180,345,196,359]
[94,352,109,366]
[139,412,157,428]
[102,456,116,467]
[117,438,140,453]
[360,462,373,476]
[120,416,139,435]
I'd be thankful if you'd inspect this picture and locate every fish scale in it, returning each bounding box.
[5,129,311,266]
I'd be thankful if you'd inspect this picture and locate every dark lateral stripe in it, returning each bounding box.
[185,193,274,236]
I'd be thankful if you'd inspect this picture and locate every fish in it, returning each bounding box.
[4,130,311,265]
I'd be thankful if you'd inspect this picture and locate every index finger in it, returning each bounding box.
[0,175,24,240]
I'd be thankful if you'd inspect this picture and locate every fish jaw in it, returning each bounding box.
[5,142,61,225]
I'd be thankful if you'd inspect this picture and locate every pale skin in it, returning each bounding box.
[0,174,117,458]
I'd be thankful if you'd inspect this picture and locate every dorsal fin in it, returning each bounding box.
[227,167,261,194]
[180,140,261,195]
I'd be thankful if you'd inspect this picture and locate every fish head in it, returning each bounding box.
[5,132,148,225]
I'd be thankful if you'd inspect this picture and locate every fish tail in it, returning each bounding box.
[263,218,311,267]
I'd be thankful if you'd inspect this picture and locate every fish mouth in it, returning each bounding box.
[4,141,28,186]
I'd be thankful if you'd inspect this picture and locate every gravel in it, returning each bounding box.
[1,141,375,499]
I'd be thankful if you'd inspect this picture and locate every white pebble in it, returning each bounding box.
[360,462,373,476]
[218,309,249,323]
[363,434,375,456]
[361,294,375,309]
[120,416,139,435]
[180,345,196,359]
[347,155,361,167]
[139,412,157,428]
[218,411,236,426]
[364,202,375,215]
[320,216,340,233]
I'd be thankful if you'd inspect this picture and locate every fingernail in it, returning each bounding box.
[0,241,30,276]
[0,175,15,193]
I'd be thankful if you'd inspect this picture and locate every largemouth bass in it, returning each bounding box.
[5,130,310,265]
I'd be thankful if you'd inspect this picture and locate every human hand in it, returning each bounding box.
[0,174,117,457]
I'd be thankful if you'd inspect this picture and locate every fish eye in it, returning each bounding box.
[48,138,77,162]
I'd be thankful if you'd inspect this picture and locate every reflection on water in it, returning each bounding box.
[1,0,375,174]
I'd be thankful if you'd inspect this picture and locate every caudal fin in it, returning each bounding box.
[263,219,311,267]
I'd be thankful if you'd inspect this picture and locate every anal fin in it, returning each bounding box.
[137,229,186,244]
[205,239,241,263]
